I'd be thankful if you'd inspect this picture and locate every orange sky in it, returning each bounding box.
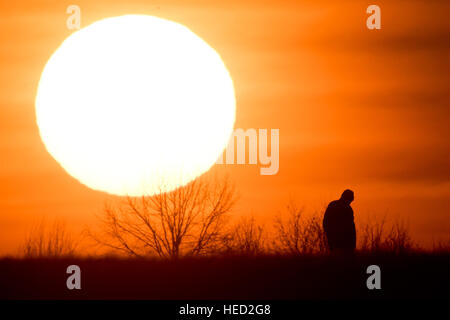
[0,0,449,255]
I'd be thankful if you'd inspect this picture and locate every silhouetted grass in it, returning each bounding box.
[0,250,448,299]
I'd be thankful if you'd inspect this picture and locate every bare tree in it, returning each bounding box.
[273,203,327,254]
[221,216,266,255]
[22,220,77,258]
[91,176,236,258]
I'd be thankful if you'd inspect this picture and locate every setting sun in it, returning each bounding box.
[35,15,236,196]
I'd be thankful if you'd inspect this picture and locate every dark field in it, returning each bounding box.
[0,252,448,300]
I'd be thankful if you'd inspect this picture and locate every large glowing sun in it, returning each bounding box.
[35,15,235,196]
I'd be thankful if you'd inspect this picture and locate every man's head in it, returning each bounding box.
[340,189,354,205]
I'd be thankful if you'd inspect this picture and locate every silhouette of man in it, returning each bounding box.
[323,189,356,253]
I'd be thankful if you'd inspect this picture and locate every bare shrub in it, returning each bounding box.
[432,240,450,253]
[357,215,415,253]
[221,216,266,255]
[383,221,414,253]
[358,215,387,252]
[90,176,236,259]
[273,203,327,254]
[22,220,77,258]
